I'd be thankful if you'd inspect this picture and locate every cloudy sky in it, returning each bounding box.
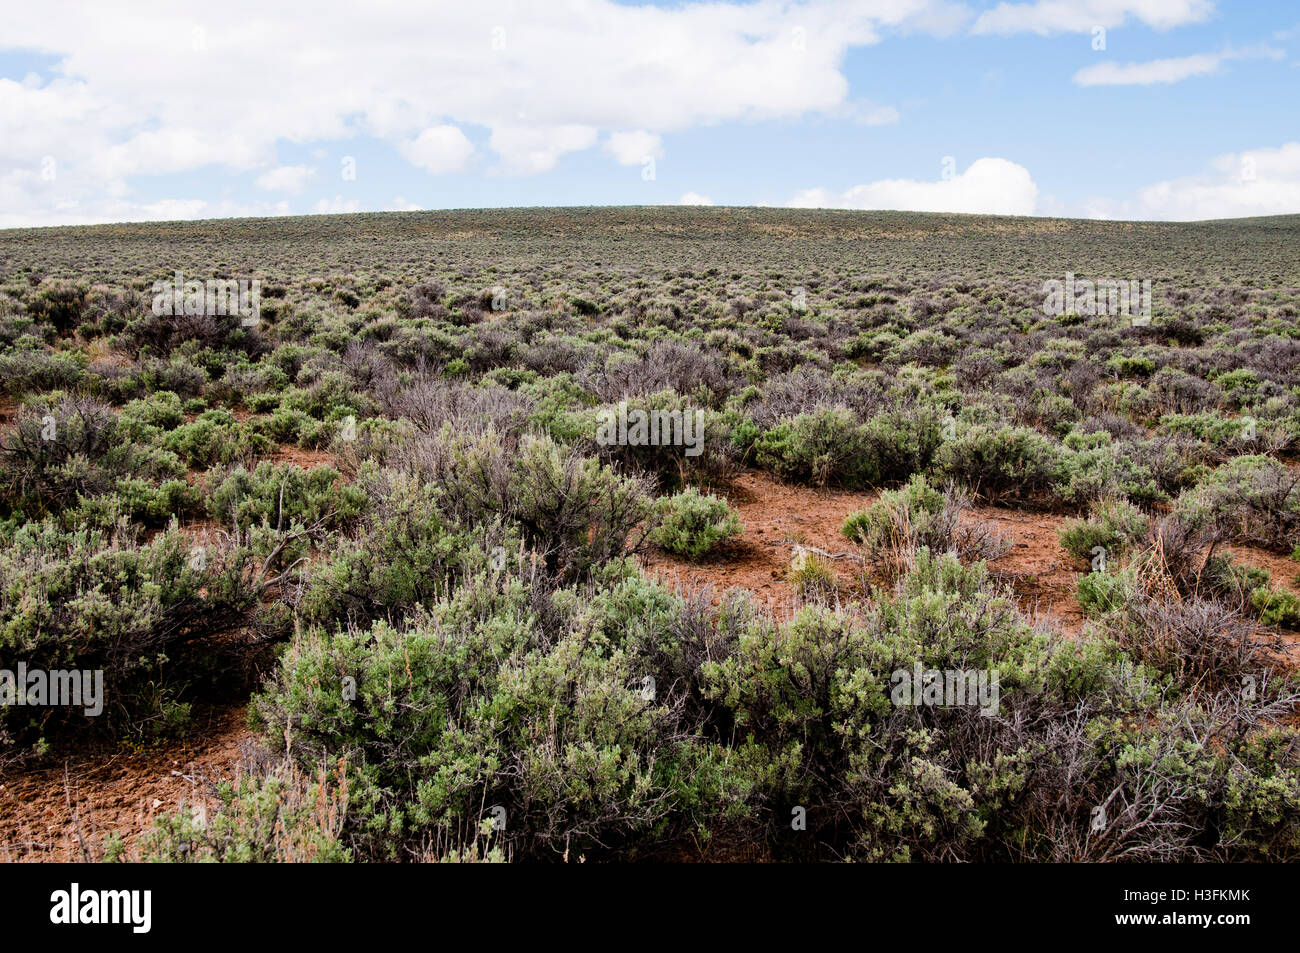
[2,0,1297,227]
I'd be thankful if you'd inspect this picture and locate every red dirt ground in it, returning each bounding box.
[0,704,256,861]
[637,470,1086,634]
[637,471,873,620]
[266,445,338,469]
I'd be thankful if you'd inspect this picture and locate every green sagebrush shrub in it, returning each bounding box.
[706,550,1300,861]
[1076,567,1138,617]
[841,474,1006,582]
[206,460,364,531]
[163,408,276,468]
[0,346,86,397]
[254,561,743,860]
[702,551,1059,859]
[0,394,187,519]
[753,404,941,489]
[300,465,519,629]
[649,487,742,560]
[1176,455,1300,552]
[568,390,740,490]
[0,518,257,756]
[1052,430,1163,507]
[1058,498,1150,567]
[934,421,1062,505]
[395,425,653,581]
[201,461,365,583]
[1201,556,1300,630]
[753,406,871,486]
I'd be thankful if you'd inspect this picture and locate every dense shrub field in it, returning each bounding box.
[2,207,1299,861]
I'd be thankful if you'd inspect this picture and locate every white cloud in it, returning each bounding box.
[788,157,1038,215]
[0,175,291,228]
[1075,52,1220,85]
[254,164,317,192]
[390,196,424,211]
[1073,45,1282,85]
[399,125,475,175]
[1130,142,1300,220]
[0,0,935,222]
[678,192,715,205]
[974,0,1214,35]
[604,131,664,166]
[313,195,363,214]
[489,124,599,175]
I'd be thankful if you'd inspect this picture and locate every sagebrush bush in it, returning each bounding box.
[649,487,742,560]
[206,461,364,532]
[841,474,1007,582]
[138,758,351,862]
[710,550,1300,860]
[753,406,875,487]
[254,562,741,860]
[300,465,517,628]
[396,426,653,580]
[1058,498,1150,567]
[1177,456,1300,552]
[0,394,186,518]
[934,422,1062,505]
[163,409,276,467]
[0,346,86,396]
[0,518,257,756]
[573,390,740,489]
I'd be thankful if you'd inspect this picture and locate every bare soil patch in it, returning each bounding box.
[638,470,1086,633]
[0,704,257,861]
[267,444,338,469]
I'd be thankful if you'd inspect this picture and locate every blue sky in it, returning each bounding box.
[2,0,1297,226]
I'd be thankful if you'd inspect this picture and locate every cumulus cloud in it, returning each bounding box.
[0,0,938,223]
[678,192,715,205]
[0,0,1262,226]
[1073,45,1282,85]
[1131,142,1300,220]
[788,157,1039,215]
[489,125,599,176]
[604,131,664,166]
[254,165,316,192]
[0,177,292,229]
[312,196,363,214]
[399,125,475,175]
[974,0,1214,35]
